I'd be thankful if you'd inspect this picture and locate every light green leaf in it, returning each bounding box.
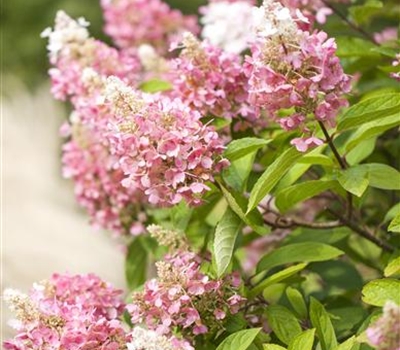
[362,278,400,306]
[384,203,400,222]
[346,138,377,166]
[139,79,172,93]
[223,152,256,192]
[344,114,400,152]
[337,167,369,197]
[336,336,357,350]
[388,214,400,233]
[247,147,302,213]
[288,329,315,350]
[336,37,379,58]
[263,345,287,350]
[214,208,243,277]
[249,263,308,298]
[275,180,339,213]
[298,154,334,167]
[219,182,270,235]
[225,137,271,161]
[367,164,400,190]
[257,242,344,273]
[125,238,147,290]
[338,93,400,131]
[384,256,400,277]
[286,287,308,319]
[216,328,261,350]
[310,297,338,350]
[265,305,302,345]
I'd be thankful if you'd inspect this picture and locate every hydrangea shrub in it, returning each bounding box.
[4,0,400,349]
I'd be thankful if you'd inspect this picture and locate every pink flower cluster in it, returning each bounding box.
[390,53,400,81]
[104,76,228,206]
[101,0,199,53]
[366,301,400,350]
[169,33,260,128]
[3,274,127,350]
[245,0,350,151]
[127,250,245,348]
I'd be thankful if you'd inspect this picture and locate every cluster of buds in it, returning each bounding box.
[3,274,126,350]
[245,0,350,151]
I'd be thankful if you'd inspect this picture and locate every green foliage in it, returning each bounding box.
[288,329,315,350]
[362,279,400,306]
[125,237,148,290]
[139,79,172,93]
[216,328,261,350]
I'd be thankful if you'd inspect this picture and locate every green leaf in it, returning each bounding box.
[283,227,350,245]
[362,278,400,306]
[139,79,172,93]
[384,203,400,222]
[336,336,357,350]
[286,287,308,319]
[249,263,308,298]
[257,242,344,273]
[263,345,287,350]
[216,328,261,350]
[275,180,339,213]
[223,152,256,192]
[265,305,302,345]
[349,0,383,25]
[125,237,147,290]
[288,329,315,350]
[247,147,302,213]
[338,93,400,131]
[225,137,271,161]
[384,256,400,277]
[336,37,379,58]
[388,214,400,233]
[310,297,338,350]
[337,167,369,197]
[214,208,243,277]
[346,138,376,166]
[298,154,334,167]
[219,182,270,235]
[344,114,400,152]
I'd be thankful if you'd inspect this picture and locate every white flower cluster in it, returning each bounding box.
[127,327,175,350]
[41,10,89,61]
[252,0,298,40]
[200,1,256,53]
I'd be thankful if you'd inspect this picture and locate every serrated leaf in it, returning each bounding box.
[216,328,261,350]
[249,263,308,298]
[257,242,344,273]
[214,208,243,277]
[286,287,308,319]
[247,147,302,213]
[344,114,400,152]
[288,329,315,350]
[310,297,338,350]
[125,237,147,290]
[362,278,400,306]
[263,345,287,350]
[224,137,271,161]
[265,305,302,345]
[388,213,400,233]
[384,256,400,277]
[338,93,400,131]
[275,180,339,213]
[139,79,172,93]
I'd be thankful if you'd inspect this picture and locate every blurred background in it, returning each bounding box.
[1,0,204,340]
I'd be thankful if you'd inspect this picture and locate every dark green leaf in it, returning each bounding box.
[125,237,147,290]
[214,208,243,277]
[275,180,339,213]
[257,242,344,273]
[247,147,302,213]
